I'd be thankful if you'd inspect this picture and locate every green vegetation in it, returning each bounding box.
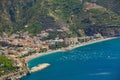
[49,42,69,50]
[0,56,15,76]
[39,48,47,53]
[0,0,120,36]
[20,50,36,58]
[25,22,42,36]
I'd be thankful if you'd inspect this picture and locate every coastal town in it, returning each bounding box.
[0,0,120,80]
[0,29,108,80]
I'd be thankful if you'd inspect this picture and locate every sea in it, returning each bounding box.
[21,38,120,80]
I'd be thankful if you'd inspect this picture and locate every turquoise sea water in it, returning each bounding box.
[21,38,120,80]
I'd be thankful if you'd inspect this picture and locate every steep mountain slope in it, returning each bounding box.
[0,0,120,37]
[94,0,120,14]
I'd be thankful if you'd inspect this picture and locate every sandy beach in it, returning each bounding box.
[24,37,117,62]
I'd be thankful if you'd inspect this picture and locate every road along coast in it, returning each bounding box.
[24,37,117,62]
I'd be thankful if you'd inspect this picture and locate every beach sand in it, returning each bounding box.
[24,37,117,62]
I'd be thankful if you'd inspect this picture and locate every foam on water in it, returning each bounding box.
[89,72,111,76]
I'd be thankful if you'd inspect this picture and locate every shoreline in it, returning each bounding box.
[24,37,117,62]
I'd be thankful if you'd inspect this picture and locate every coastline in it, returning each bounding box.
[19,37,118,79]
[24,37,117,62]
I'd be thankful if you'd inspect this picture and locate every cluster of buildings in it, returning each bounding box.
[0,31,103,59]
[0,31,103,79]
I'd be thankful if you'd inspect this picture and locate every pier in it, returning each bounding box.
[29,63,50,73]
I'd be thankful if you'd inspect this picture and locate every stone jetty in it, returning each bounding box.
[29,63,50,73]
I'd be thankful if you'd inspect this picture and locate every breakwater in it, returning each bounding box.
[0,63,50,80]
[29,63,50,73]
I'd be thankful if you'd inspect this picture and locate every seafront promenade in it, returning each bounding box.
[24,37,117,62]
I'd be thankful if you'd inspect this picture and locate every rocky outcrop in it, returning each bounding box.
[84,25,120,37]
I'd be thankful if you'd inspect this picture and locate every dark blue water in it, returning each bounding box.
[21,38,120,80]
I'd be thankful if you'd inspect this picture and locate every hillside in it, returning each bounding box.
[0,0,120,37]
[92,0,120,15]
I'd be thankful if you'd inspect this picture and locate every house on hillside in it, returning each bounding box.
[94,33,103,38]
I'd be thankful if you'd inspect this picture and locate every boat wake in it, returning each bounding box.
[89,72,111,76]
